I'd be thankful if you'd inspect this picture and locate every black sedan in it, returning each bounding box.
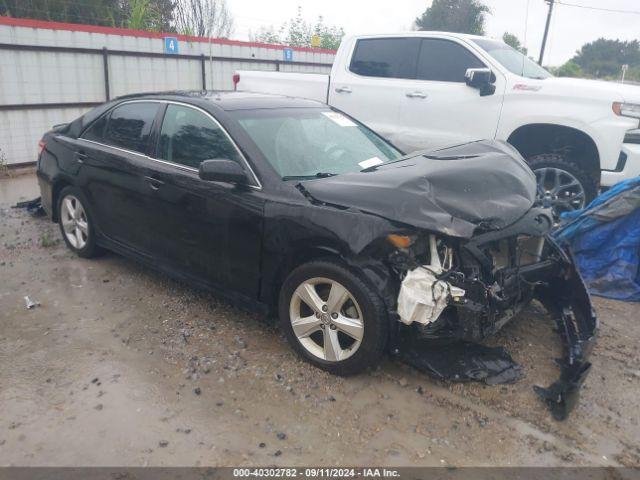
[37,91,596,419]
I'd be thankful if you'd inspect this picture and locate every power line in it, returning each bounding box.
[555,0,640,15]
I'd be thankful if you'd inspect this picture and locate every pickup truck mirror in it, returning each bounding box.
[198,159,247,184]
[465,68,496,96]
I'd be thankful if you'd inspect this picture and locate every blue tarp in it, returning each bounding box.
[553,177,640,301]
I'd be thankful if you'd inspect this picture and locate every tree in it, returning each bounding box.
[552,60,582,78]
[150,0,176,31]
[174,0,233,37]
[572,38,640,79]
[251,6,345,50]
[127,0,155,30]
[0,0,129,27]
[126,0,175,31]
[415,0,490,35]
[251,26,282,45]
[502,32,527,55]
[0,0,174,30]
[311,16,344,50]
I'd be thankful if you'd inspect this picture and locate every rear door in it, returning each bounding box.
[329,37,420,148]
[78,101,162,253]
[399,38,505,151]
[143,103,264,297]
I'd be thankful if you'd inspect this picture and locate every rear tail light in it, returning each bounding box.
[232,73,240,91]
[38,139,46,156]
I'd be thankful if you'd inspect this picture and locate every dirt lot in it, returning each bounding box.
[1,173,639,467]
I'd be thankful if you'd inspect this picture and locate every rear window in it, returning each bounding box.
[102,102,160,154]
[349,38,420,79]
[82,113,109,143]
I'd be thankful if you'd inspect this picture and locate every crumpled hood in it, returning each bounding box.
[299,140,537,238]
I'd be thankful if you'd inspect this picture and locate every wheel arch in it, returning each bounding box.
[263,244,344,315]
[50,177,74,222]
[507,123,601,184]
[264,242,397,319]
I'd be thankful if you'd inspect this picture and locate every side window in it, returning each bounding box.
[349,38,420,79]
[102,102,160,154]
[416,39,486,82]
[82,113,109,142]
[158,104,240,169]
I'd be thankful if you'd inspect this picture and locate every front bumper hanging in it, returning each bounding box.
[395,236,597,421]
[533,241,598,420]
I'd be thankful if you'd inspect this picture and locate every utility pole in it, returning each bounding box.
[538,0,555,65]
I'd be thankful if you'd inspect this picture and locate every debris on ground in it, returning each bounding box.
[24,296,39,309]
[400,340,524,385]
[13,197,45,217]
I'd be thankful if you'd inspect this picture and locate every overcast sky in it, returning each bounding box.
[228,0,640,66]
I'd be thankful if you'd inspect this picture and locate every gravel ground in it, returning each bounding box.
[0,173,638,467]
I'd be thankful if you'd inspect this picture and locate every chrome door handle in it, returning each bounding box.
[335,86,352,94]
[406,91,427,99]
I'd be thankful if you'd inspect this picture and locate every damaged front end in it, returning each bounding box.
[295,140,597,419]
[389,207,597,420]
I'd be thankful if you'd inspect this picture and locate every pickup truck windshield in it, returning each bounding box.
[233,109,402,179]
[473,38,552,80]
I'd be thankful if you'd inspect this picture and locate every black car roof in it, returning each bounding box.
[115,90,327,111]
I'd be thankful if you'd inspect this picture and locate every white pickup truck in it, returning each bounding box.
[235,32,640,215]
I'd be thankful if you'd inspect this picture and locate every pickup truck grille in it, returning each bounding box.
[624,129,640,144]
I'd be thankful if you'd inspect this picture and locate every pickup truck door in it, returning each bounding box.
[329,37,505,154]
[328,37,421,149]
[399,38,505,152]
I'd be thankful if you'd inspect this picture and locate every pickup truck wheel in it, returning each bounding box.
[279,260,388,376]
[528,154,597,218]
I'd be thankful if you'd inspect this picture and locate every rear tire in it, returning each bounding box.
[279,260,388,376]
[57,186,102,258]
[528,153,597,217]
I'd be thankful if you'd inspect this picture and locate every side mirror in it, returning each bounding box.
[198,159,247,184]
[465,68,496,96]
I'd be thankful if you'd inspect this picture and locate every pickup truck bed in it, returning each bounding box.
[237,71,329,103]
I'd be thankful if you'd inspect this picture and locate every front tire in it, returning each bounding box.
[279,260,388,376]
[528,153,597,218]
[57,186,101,258]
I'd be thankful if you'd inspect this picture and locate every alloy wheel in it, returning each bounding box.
[289,277,364,362]
[534,166,586,218]
[60,195,89,250]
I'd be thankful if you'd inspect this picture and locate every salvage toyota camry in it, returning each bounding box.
[36,91,597,419]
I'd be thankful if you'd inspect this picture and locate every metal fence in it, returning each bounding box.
[0,17,335,166]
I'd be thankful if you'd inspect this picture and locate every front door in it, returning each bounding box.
[143,103,264,297]
[399,38,505,152]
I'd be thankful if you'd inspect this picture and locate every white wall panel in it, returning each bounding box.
[0,107,89,165]
[0,51,104,104]
[0,22,335,165]
[108,56,201,97]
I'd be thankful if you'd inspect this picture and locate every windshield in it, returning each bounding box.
[473,38,552,80]
[233,108,402,179]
